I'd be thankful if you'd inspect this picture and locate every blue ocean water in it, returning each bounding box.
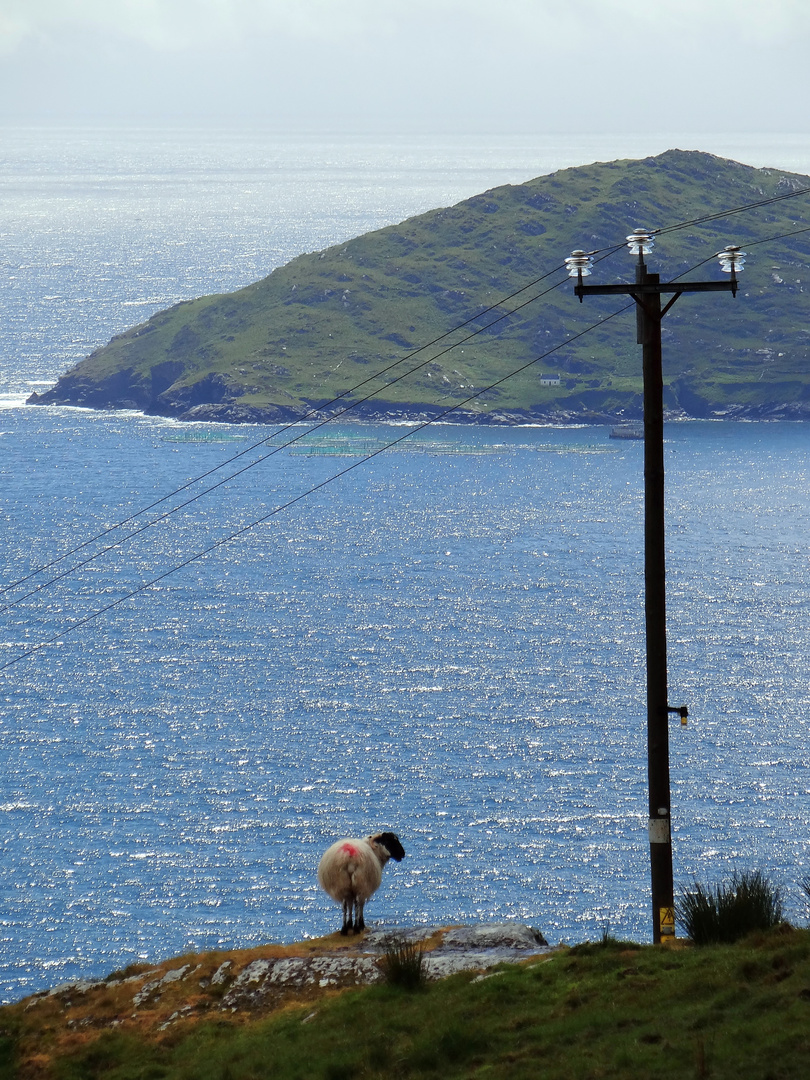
[1,129,810,1002]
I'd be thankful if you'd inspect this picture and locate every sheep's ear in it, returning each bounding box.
[376,832,405,862]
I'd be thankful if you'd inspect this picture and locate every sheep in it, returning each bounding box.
[318,832,405,935]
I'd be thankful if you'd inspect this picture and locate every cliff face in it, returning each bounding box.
[28,150,810,423]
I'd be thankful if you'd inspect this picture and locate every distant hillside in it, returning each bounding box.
[28,150,810,424]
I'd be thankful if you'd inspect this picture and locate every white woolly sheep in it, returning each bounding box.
[317,832,405,935]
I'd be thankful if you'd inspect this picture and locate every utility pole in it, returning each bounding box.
[565,232,745,943]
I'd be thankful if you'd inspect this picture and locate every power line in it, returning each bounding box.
[746,223,810,248]
[7,178,808,604]
[4,188,809,626]
[671,224,810,279]
[0,301,634,672]
[653,183,810,238]
[6,204,810,670]
[0,272,574,617]
[0,264,571,602]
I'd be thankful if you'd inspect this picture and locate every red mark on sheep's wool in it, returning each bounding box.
[341,843,359,858]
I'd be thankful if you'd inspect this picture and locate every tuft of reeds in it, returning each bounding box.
[600,920,618,947]
[677,870,783,945]
[378,934,427,990]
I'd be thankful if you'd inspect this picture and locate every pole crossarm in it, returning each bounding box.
[575,280,737,298]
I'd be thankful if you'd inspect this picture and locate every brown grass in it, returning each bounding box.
[2,928,455,1077]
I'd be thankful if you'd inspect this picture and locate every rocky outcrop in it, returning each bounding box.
[20,923,552,1035]
[27,367,151,411]
[27,365,306,423]
[218,924,550,1011]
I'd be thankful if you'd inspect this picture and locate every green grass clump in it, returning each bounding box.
[678,870,784,945]
[378,934,427,990]
[800,874,810,910]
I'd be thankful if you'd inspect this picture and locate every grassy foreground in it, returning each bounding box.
[3,926,810,1079]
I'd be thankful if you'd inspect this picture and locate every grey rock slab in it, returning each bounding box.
[211,961,232,985]
[160,965,191,986]
[366,923,551,982]
[364,923,547,953]
[132,980,161,1007]
[440,924,548,950]
[217,924,551,1009]
[220,955,382,1009]
[48,979,105,997]
[423,950,535,980]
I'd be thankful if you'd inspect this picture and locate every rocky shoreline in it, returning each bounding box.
[24,391,810,426]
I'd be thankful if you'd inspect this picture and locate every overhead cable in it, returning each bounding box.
[0,269,577,616]
[3,184,809,623]
[0,300,635,671]
[7,177,808,602]
[0,264,573,601]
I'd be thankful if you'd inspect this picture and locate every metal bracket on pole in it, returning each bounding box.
[667,705,688,725]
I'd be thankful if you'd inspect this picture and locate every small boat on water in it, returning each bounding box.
[609,425,643,440]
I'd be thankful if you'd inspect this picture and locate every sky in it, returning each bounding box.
[0,0,808,133]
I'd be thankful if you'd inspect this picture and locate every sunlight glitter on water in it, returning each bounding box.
[1,411,809,1001]
[2,130,810,1001]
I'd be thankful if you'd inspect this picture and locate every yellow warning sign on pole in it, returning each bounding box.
[659,906,675,937]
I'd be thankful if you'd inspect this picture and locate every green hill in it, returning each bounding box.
[28,149,810,424]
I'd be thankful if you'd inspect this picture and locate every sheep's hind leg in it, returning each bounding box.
[340,898,353,935]
[354,899,366,933]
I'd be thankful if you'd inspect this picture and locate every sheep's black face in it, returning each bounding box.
[374,832,405,862]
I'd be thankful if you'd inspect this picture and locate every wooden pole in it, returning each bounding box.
[637,257,674,943]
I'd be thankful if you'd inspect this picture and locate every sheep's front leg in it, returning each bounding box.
[354,899,366,932]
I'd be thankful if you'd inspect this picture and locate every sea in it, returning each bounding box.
[1,128,810,1002]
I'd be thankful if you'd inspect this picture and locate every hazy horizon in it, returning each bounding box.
[1,1,808,136]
